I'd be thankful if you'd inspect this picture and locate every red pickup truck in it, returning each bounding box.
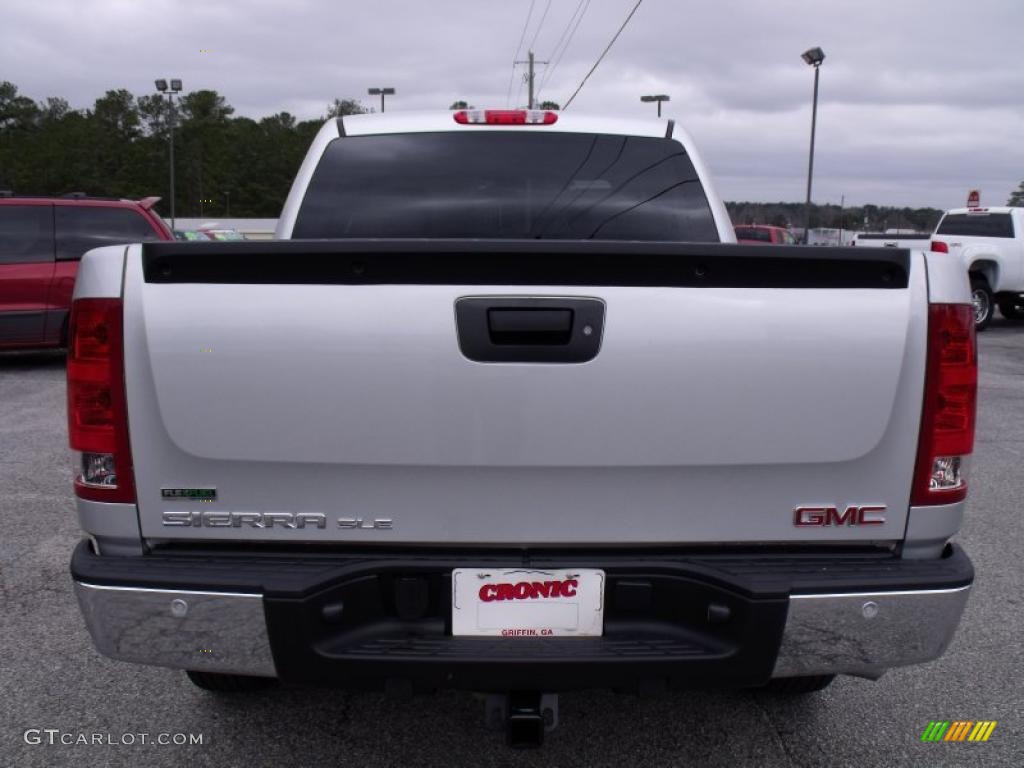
[0,195,172,349]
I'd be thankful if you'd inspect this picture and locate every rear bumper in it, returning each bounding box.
[71,542,973,690]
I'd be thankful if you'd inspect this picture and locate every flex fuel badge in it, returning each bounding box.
[161,488,217,502]
[921,721,997,742]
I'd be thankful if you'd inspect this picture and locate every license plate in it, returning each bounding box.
[451,568,605,637]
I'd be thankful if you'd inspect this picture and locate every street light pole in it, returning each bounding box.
[838,193,845,246]
[801,47,825,244]
[168,100,175,228]
[640,94,670,117]
[368,87,395,113]
[155,78,183,230]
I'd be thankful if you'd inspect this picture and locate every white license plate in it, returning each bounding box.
[451,568,605,637]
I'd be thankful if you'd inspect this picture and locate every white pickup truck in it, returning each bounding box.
[931,206,1024,329]
[68,110,977,747]
[856,206,1024,329]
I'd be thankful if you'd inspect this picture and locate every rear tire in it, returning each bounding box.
[970,277,994,331]
[185,670,278,692]
[763,675,836,694]
[998,296,1024,320]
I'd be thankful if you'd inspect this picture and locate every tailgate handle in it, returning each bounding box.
[487,308,573,345]
[455,297,605,364]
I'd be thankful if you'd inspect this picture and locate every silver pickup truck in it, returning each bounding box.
[69,109,977,747]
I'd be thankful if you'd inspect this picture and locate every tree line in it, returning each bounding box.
[0,81,1005,228]
[727,201,945,234]
[0,82,370,219]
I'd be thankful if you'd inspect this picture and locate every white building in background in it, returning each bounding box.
[806,227,856,247]
[166,218,279,240]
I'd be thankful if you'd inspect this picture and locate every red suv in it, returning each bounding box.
[0,195,172,349]
[734,224,797,245]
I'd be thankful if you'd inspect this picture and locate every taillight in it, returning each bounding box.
[453,109,558,125]
[911,304,977,506]
[930,240,949,253]
[67,298,135,503]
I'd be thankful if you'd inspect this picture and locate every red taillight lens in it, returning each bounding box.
[930,240,949,253]
[67,298,135,503]
[911,304,977,506]
[453,109,558,125]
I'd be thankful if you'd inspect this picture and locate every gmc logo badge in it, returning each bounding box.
[793,505,886,527]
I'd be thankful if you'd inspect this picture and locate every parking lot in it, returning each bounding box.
[0,321,1021,768]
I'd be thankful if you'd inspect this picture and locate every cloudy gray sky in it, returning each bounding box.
[4,0,1023,208]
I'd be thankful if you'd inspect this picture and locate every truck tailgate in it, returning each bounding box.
[124,241,926,545]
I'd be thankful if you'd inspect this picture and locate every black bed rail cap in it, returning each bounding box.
[141,239,910,289]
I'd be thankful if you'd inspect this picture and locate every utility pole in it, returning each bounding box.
[514,50,547,108]
[528,51,536,109]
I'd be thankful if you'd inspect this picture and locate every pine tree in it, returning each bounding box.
[1008,182,1024,207]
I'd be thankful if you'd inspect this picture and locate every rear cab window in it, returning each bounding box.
[55,205,163,261]
[294,132,720,242]
[936,212,1015,239]
[0,205,54,264]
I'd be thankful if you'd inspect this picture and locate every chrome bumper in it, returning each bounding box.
[771,585,971,679]
[74,582,277,677]
[74,580,970,681]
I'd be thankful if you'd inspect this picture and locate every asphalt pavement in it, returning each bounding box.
[1,320,1022,767]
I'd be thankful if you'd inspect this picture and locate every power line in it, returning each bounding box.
[544,0,586,67]
[528,0,553,53]
[538,0,588,96]
[563,0,644,110]
[538,0,590,97]
[506,0,537,107]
